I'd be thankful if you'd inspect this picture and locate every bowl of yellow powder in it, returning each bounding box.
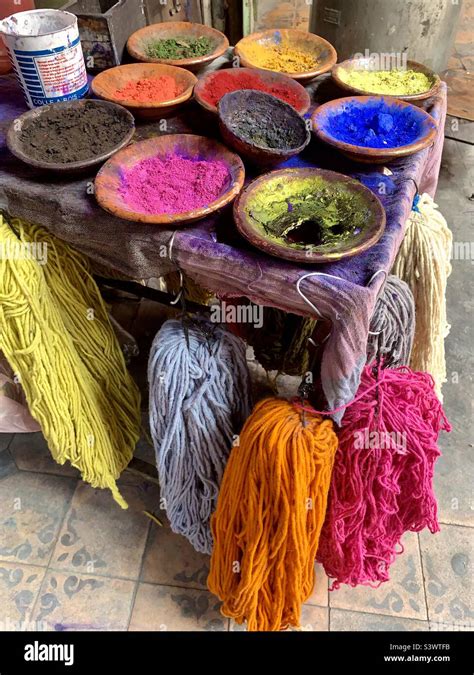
[332,58,440,102]
[234,29,337,82]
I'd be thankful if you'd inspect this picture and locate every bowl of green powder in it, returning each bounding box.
[127,21,229,71]
[234,168,386,263]
[332,58,440,102]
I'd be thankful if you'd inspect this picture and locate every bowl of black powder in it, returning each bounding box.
[218,90,310,167]
[7,100,135,173]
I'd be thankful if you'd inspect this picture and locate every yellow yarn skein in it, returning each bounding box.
[0,216,141,507]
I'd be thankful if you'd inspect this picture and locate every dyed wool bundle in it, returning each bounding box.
[0,216,141,507]
[148,318,251,554]
[208,398,338,631]
[317,364,450,589]
[393,194,452,399]
[367,275,415,368]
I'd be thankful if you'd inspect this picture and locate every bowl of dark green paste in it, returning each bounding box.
[218,90,310,167]
[7,100,135,173]
[234,167,386,263]
[127,22,229,71]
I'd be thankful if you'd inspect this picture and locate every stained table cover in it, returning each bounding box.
[0,75,447,421]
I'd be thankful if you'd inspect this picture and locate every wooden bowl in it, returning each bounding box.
[194,67,311,115]
[332,58,441,102]
[218,90,310,168]
[234,29,337,82]
[95,134,245,225]
[311,96,437,164]
[6,100,135,173]
[91,63,197,120]
[127,21,229,72]
[234,168,386,263]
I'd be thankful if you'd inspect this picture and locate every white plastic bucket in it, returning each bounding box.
[0,9,88,108]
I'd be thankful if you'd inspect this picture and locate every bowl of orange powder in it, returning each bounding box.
[91,63,197,120]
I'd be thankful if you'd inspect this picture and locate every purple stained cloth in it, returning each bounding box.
[0,75,447,423]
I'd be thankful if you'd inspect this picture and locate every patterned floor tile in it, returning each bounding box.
[141,523,209,589]
[330,609,429,631]
[32,570,134,631]
[0,470,76,566]
[0,448,17,480]
[0,561,46,631]
[300,605,329,631]
[306,563,329,607]
[50,482,156,580]
[0,433,12,452]
[420,524,473,626]
[9,433,79,478]
[329,532,427,620]
[129,583,226,631]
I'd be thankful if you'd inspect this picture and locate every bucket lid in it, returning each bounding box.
[0,9,77,38]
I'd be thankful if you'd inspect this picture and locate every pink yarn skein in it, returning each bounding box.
[317,363,451,589]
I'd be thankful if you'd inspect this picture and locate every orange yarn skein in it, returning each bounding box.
[208,398,338,631]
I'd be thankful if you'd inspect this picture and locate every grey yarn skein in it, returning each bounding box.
[148,318,251,555]
[367,275,415,368]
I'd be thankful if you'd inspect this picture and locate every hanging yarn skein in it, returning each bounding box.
[393,193,452,399]
[0,216,141,507]
[148,317,251,555]
[367,275,415,368]
[208,398,338,631]
[317,362,451,589]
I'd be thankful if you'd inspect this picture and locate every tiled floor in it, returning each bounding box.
[0,138,472,632]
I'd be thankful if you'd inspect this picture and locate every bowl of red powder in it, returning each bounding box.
[194,67,311,115]
[91,63,197,120]
[95,133,245,225]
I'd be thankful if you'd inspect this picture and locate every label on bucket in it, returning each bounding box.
[12,36,88,107]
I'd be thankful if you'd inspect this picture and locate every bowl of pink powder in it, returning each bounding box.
[91,64,197,120]
[95,133,245,225]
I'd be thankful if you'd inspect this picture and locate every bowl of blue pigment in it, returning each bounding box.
[311,95,437,163]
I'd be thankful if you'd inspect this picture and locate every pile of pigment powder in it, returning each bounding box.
[322,98,424,148]
[119,152,230,215]
[337,67,435,96]
[241,40,318,73]
[199,70,304,109]
[114,76,182,103]
[224,92,308,149]
[245,174,371,251]
[146,36,213,60]
[19,102,133,163]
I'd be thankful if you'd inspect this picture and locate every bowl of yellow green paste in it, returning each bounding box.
[233,168,386,263]
[332,58,440,102]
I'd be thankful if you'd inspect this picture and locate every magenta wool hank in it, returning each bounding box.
[317,363,451,589]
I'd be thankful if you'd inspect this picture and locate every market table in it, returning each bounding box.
[0,73,447,417]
